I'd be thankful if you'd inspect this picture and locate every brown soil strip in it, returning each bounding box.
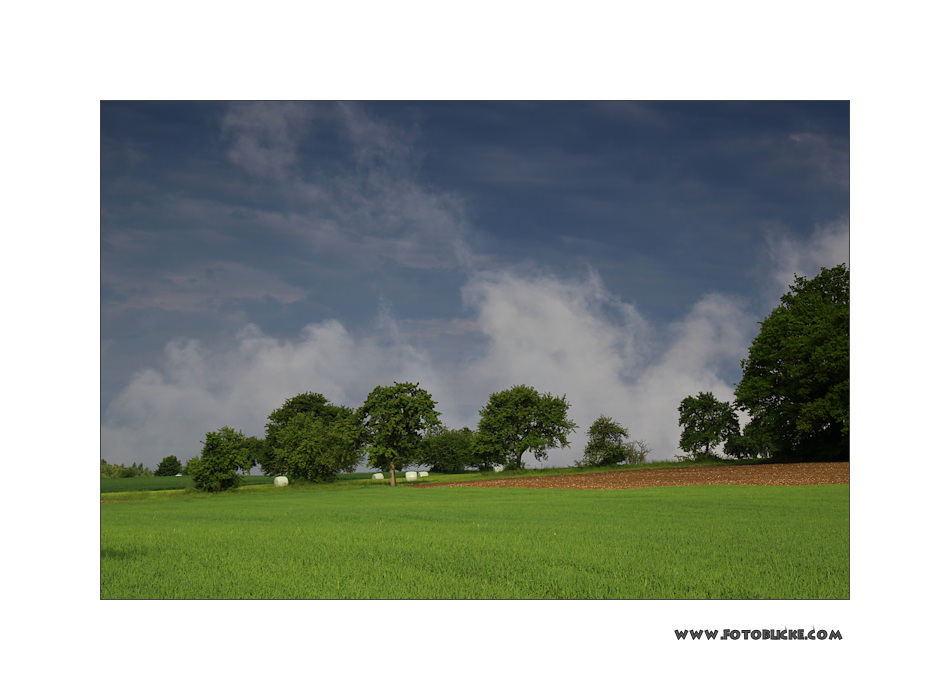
[410,462,849,490]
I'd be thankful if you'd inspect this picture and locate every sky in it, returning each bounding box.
[100,100,849,469]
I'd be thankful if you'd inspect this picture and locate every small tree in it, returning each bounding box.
[474,385,577,470]
[417,426,477,473]
[360,382,442,486]
[724,417,774,459]
[581,415,630,467]
[677,392,740,459]
[623,438,652,464]
[154,455,182,477]
[192,426,248,492]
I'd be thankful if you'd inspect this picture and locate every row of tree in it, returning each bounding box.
[105,264,848,488]
[677,264,849,461]
[100,459,153,478]
[187,383,656,491]
[257,383,581,489]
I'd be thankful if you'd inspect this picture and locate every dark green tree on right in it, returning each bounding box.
[734,264,849,461]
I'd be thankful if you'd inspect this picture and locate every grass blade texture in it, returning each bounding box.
[101,484,848,599]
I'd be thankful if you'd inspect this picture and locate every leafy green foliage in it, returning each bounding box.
[261,393,353,476]
[192,426,248,492]
[417,426,478,473]
[724,418,773,459]
[580,415,630,467]
[100,458,152,478]
[272,410,364,482]
[678,392,740,458]
[359,382,442,485]
[183,455,201,476]
[735,264,849,460]
[473,384,577,470]
[154,455,182,477]
[242,436,265,475]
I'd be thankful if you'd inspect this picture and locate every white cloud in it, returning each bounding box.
[100,267,756,468]
[100,317,444,467]
[765,217,850,299]
[460,270,752,464]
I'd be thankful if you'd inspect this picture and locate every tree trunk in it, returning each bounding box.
[390,460,397,487]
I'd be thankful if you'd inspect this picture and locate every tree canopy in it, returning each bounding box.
[417,426,478,473]
[677,392,740,458]
[272,410,364,482]
[359,382,442,486]
[261,392,352,476]
[473,384,577,470]
[734,264,849,460]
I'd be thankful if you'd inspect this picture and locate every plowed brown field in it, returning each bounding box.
[411,462,849,490]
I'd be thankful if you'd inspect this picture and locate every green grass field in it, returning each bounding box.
[100,480,848,599]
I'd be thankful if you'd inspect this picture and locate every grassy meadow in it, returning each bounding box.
[100,473,848,599]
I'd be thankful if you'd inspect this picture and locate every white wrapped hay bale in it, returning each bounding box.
[419,471,429,477]
[372,473,385,480]
[274,476,289,487]
[405,471,418,481]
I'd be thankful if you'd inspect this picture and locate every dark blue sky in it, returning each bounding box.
[101,100,849,466]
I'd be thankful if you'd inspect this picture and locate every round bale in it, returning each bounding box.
[274,476,289,487]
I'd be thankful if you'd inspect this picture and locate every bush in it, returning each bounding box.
[624,439,651,464]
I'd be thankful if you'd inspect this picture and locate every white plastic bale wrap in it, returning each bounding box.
[372,473,385,480]
[405,471,418,481]
[419,471,429,477]
[274,476,289,487]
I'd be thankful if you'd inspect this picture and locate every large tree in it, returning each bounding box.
[272,410,364,482]
[359,382,442,486]
[474,385,577,470]
[677,392,740,458]
[192,426,249,492]
[734,264,849,460]
[261,392,352,476]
